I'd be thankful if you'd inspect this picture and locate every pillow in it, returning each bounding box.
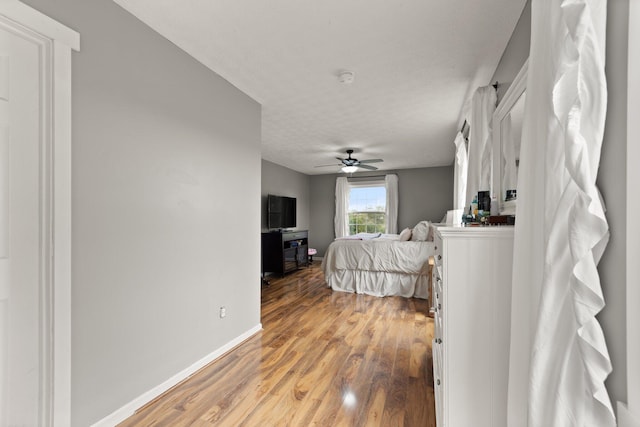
[399,227,412,241]
[426,221,434,241]
[410,221,430,241]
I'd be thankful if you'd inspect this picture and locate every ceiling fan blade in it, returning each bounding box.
[336,157,346,162]
[358,164,378,171]
[359,159,383,164]
[314,164,340,168]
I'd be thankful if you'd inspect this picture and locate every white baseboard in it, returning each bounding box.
[618,402,640,427]
[91,323,263,427]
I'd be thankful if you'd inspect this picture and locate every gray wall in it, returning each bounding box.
[22,1,262,425]
[261,160,310,232]
[309,174,338,257]
[491,0,531,104]
[598,0,629,408]
[397,167,454,228]
[309,167,454,256]
[490,0,629,409]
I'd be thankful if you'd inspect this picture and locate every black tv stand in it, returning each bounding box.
[261,230,309,277]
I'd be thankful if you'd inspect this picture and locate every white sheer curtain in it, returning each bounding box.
[385,174,399,234]
[453,131,468,210]
[507,0,614,425]
[334,177,349,238]
[465,86,497,207]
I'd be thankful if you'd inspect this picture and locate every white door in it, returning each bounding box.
[0,4,77,425]
[0,21,48,426]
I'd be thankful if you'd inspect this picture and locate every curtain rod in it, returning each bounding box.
[347,173,394,181]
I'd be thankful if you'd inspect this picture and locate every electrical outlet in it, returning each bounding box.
[219,306,226,318]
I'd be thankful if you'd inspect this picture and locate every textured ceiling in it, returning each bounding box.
[114,0,526,175]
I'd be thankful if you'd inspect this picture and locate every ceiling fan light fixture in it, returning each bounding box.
[342,165,358,173]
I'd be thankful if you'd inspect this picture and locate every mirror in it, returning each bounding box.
[501,93,525,200]
[492,59,528,214]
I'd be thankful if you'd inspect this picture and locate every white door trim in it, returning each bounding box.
[0,1,79,50]
[0,2,78,426]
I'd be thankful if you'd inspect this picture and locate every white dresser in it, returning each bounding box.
[432,225,514,427]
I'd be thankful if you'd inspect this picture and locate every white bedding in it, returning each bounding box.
[321,234,434,299]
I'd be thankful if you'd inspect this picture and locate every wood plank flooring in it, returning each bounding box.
[118,262,435,426]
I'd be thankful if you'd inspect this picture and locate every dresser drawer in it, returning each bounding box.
[434,265,443,294]
[434,307,443,342]
[433,234,443,267]
[284,231,308,240]
[433,335,444,425]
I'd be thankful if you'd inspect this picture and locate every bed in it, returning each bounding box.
[321,221,435,299]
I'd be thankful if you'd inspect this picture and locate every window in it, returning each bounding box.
[334,175,397,238]
[348,182,386,235]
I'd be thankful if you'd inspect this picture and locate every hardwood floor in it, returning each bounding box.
[119,262,435,426]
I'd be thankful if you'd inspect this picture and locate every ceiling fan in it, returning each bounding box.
[315,149,383,173]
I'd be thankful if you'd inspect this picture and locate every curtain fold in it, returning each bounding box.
[453,132,468,210]
[334,177,349,238]
[385,174,399,234]
[466,85,497,207]
[507,0,614,425]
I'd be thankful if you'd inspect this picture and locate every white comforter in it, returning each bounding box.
[321,235,434,298]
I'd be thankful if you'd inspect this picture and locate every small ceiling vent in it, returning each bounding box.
[338,70,355,84]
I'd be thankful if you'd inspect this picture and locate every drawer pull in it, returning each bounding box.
[438,303,441,310]
[437,338,442,344]
[437,379,441,386]
[438,255,442,260]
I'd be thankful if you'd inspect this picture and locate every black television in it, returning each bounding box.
[267,194,296,230]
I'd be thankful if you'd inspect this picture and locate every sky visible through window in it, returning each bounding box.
[349,186,386,212]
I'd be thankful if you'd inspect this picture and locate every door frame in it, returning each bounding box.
[0,2,78,425]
